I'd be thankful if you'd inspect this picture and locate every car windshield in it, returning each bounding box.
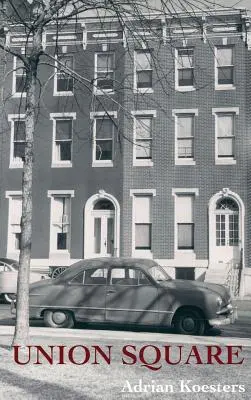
[148,265,172,282]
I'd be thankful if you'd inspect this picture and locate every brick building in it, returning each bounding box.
[0,7,251,295]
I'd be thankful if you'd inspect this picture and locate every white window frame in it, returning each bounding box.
[212,107,239,165]
[132,110,156,166]
[94,52,115,95]
[47,190,74,257]
[53,55,74,97]
[134,50,153,94]
[50,112,76,168]
[175,48,195,92]
[172,189,199,256]
[12,56,27,98]
[5,191,22,257]
[172,109,198,165]
[130,189,156,258]
[215,46,235,91]
[8,114,26,169]
[90,111,117,167]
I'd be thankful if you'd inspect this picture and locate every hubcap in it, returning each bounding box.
[52,312,67,325]
[182,317,196,332]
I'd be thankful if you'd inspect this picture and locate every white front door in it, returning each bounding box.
[93,210,115,257]
[215,211,239,263]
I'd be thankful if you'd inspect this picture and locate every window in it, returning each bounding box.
[50,195,71,253]
[54,55,74,95]
[177,114,194,160]
[110,268,150,286]
[6,195,22,254]
[176,48,194,90]
[93,117,115,164]
[176,195,194,250]
[94,53,114,93]
[215,47,234,87]
[135,116,152,161]
[8,116,26,168]
[71,268,108,285]
[216,113,235,158]
[13,57,26,96]
[134,196,152,250]
[50,113,76,167]
[135,51,152,91]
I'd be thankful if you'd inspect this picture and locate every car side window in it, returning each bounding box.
[110,267,151,286]
[70,267,108,285]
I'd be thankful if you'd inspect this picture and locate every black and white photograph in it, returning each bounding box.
[0,0,250,398]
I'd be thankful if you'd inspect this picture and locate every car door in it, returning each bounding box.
[105,265,158,325]
[65,266,108,322]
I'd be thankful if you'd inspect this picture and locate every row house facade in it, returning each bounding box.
[0,7,251,295]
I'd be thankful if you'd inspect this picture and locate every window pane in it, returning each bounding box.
[96,139,113,160]
[217,48,233,65]
[178,49,193,68]
[176,195,193,223]
[137,71,152,88]
[56,120,72,140]
[217,115,234,137]
[177,116,193,137]
[107,217,114,254]
[218,67,234,85]
[96,119,113,138]
[178,69,194,86]
[134,196,151,223]
[57,232,67,249]
[97,54,114,70]
[178,138,193,158]
[94,218,101,253]
[178,223,194,249]
[57,142,71,161]
[57,77,73,92]
[14,121,25,141]
[136,139,152,159]
[16,76,26,92]
[136,52,151,70]
[135,223,151,249]
[218,137,234,157]
[97,72,114,90]
[14,143,25,160]
[136,118,152,139]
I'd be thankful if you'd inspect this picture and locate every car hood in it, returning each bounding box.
[29,278,53,290]
[161,279,230,301]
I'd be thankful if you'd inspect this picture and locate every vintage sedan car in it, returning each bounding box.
[14,258,237,335]
[0,258,45,303]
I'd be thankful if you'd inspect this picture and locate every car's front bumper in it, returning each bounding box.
[209,306,238,326]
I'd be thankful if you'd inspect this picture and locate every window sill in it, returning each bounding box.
[134,88,154,94]
[175,86,195,92]
[9,163,23,169]
[215,85,235,91]
[51,162,72,168]
[215,159,236,165]
[53,91,74,97]
[94,89,115,96]
[92,161,114,168]
[133,160,153,167]
[12,92,27,98]
[175,159,196,166]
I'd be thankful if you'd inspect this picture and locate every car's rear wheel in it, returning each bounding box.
[44,310,74,328]
[3,293,16,304]
[174,308,205,335]
[51,267,66,279]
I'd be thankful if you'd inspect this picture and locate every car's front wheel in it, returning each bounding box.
[3,293,16,304]
[44,310,75,328]
[173,308,205,335]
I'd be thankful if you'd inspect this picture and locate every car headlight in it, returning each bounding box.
[216,296,223,307]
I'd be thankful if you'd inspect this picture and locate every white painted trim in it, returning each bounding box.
[208,189,245,268]
[172,109,198,116]
[50,112,76,119]
[90,111,117,119]
[174,48,195,92]
[130,189,156,196]
[131,111,156,167]
[50,114,75,167]
[92,161,114,168]
[131,110,157,117]
[134,50,153,93]
[84,191,120,258]
[212,109,238,164]
[8,115,26,169]
[47,190,75,198]
[214,46,235,90]
[212,107,239,115]
[93,52,115,95]
[8,114,26,121]
[53,54,74,97]
[5,190,22,198]
[12,56,27,98]
[172,188,199,196]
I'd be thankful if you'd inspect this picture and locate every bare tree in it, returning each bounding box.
[0,0,247,346]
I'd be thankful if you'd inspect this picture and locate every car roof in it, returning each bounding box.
[57,258,158,280]
[0,258,19,265]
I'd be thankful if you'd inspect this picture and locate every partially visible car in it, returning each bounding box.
[0,258,45,303]
[12,257,238,335]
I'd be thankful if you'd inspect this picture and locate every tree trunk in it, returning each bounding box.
[12,36,40,347]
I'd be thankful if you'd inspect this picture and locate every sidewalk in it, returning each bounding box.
[233,297,251,317]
